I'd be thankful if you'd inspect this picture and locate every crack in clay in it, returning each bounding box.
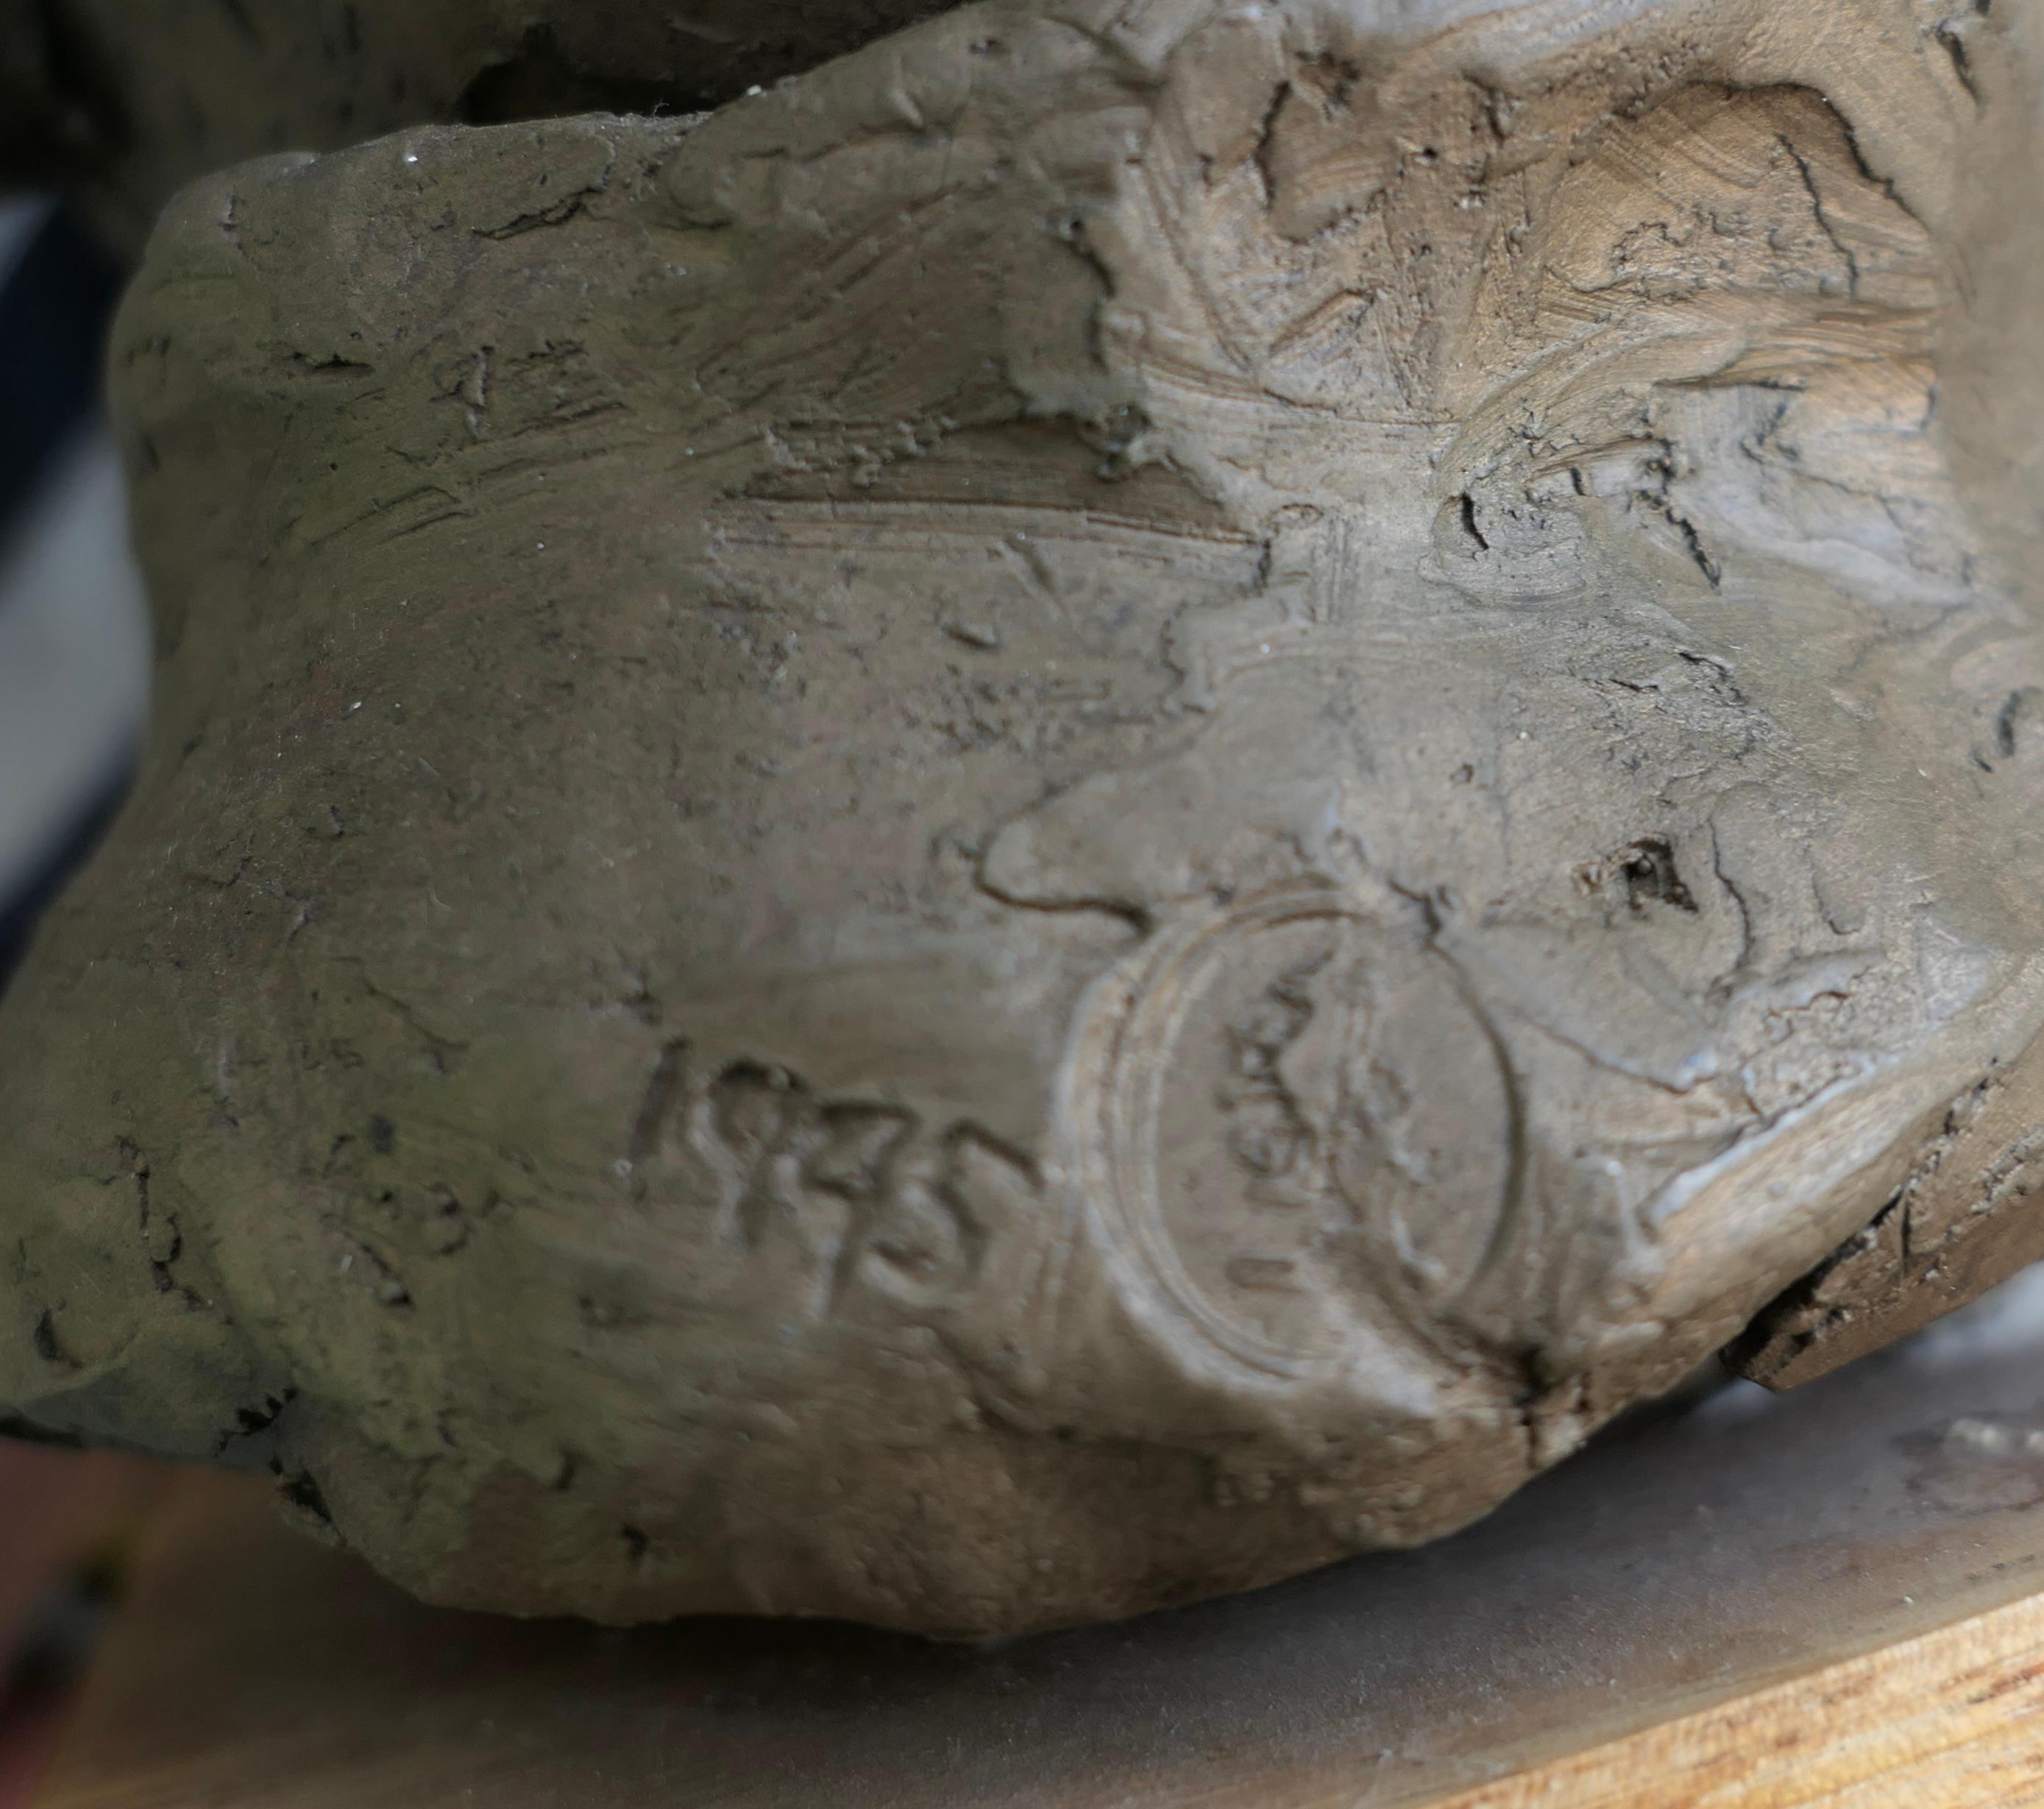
[1778,133,1861,297]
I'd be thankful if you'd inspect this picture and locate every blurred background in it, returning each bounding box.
[0,197,146,991]
[0,195,153,1808]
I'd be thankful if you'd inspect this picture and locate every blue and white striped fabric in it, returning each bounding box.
[0,199,149,987]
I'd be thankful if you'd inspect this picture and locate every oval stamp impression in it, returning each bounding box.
[1070,888,1517,1376]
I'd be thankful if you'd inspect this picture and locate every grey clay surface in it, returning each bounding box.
[6,0,2044,1634]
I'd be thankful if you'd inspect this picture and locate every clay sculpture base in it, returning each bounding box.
[35,1286,2044,1809]
[6,0,2044,1637]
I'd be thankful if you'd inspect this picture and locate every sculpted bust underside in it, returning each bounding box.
[4,0,2044,1636]
[0,0,959,250]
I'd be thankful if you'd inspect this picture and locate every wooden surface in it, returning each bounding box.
[1436,1594,2044,1808]
[33,1274,2044,1808]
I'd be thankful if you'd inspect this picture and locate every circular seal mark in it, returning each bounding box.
[1069,888,1517,1377]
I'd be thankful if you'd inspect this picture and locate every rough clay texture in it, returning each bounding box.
[5,0,2044,1637]
[0,0,957,249]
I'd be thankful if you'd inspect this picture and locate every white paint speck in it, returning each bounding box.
[349,701,363,712]
[746,85,764,97]
[403,152,420,166]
